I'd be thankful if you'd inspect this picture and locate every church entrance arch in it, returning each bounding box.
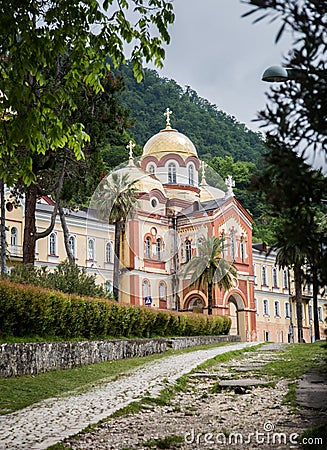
[227,293,246,341]
[184,292,206,313]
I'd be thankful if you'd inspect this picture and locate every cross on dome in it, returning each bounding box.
[164,107,173,128]
[225,174,235,196]
[200,160,207,186]
[127,140,135,166]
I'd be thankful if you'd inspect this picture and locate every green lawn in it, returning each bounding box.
[257,341,327,380]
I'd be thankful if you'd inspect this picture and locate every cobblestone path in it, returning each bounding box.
[0,342,256,449]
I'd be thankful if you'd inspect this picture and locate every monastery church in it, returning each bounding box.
[92,108,256,341]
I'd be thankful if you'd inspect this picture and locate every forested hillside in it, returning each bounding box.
[115,62,266,163]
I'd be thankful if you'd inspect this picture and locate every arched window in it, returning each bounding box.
[168,162,177,183]
[88,239,95,260]
[11,227,18,247]
[272,267,278,287]
[49,233,57,255]
[106,242,112,263]
[68,235,76,258]
[148,164,155,174]
[263,298,269,315]
[283,269,289,289]
[156,238,161,260]
[230,230,236,260]
[159,281,166,300]
[188,164,194,186]
[240,236,245,263]
[143,279,150,298]
[145,236,151,259]
[185,239,192,262]
[262,266,267,285]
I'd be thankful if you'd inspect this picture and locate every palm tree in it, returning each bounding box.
[183,236,237,315]
[93,172,139,301]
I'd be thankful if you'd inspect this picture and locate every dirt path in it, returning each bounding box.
[63,343,326,450]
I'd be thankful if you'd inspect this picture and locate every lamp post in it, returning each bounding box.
[261,65,309,82]
[262,65,327,83]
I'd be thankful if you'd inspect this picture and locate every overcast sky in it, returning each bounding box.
[147,0,290,132]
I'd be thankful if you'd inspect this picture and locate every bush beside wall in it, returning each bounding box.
[0,280,231,340]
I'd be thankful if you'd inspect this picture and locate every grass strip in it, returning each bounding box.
[257,341,327,380]
[191,343,263,372]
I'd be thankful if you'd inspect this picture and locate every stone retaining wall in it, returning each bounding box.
[167,334,241,350]
[0,335,240,377]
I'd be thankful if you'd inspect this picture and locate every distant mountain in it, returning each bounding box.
[115,62,266,164]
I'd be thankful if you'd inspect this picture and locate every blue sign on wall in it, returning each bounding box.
[144,296,152,306]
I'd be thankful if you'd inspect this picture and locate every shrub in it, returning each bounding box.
[0,280,231,339]
[9,261,107,298]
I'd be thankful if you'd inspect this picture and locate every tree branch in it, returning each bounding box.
[35,160,66,241]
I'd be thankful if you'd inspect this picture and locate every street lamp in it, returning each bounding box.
[262,65,308,82]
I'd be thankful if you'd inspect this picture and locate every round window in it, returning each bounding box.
[151,198,158,208]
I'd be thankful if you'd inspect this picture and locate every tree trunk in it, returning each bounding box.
[208,281,213,315]
[294,264,304,343]
[23,184,38,264]
[58,201,75,264]
[312,266,320,341]
[0,179,7,274]
[24,162,66,263]
[113,220,121,302]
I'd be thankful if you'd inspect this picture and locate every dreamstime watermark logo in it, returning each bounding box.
[184,423,324,447]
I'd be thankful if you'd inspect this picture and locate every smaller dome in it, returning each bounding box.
[112,165,165,195]
[200,184,225,202]
[142,127,198,159]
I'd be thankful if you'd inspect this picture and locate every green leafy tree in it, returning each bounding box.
[92,172,139,301]
[183,236,237,315]
[0,1,174,263]
[252,138,326,342]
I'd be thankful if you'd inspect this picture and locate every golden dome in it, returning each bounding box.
[142,127,198,159]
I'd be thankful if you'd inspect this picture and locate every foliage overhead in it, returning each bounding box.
[0,0,175,185]
[242,0,327,157]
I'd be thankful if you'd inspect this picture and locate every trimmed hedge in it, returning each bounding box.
[0,280,231,339]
